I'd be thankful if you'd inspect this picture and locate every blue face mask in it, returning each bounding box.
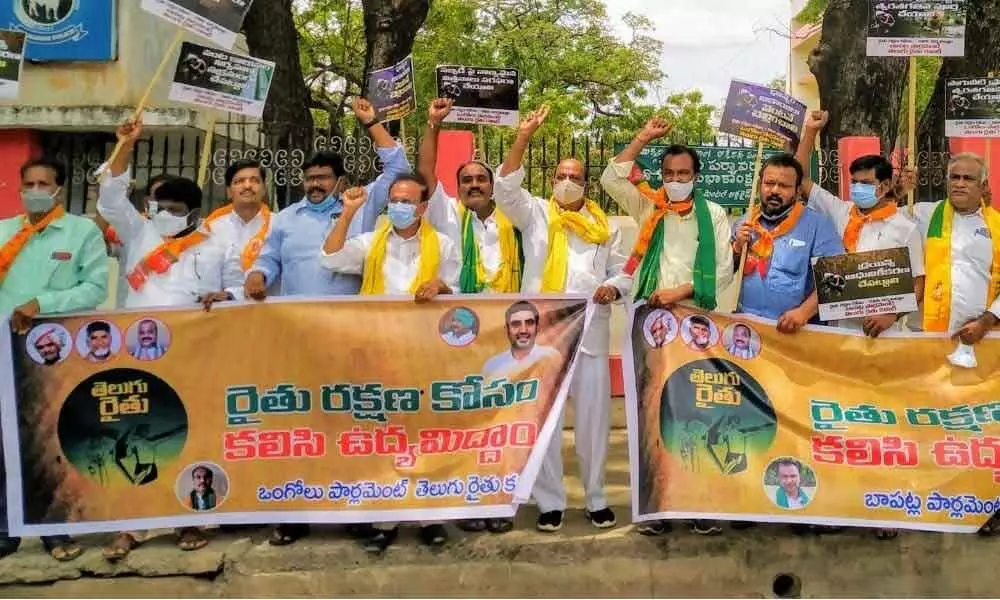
[850,182,879,210]
[303,193,338,213]
[387,202,418,229]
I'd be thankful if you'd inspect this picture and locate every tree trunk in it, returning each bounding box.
[808,0,907,190]
[242,0,315,206]
[361,0,431,137]
[917,1,1000,200]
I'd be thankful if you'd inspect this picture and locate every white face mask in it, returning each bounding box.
[151,210,190,237]
[664,181,694,203]
[553,179,585,207]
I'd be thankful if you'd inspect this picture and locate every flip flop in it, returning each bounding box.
[177,528,208,551]
[49,542,83,562]
[102,532,138,562]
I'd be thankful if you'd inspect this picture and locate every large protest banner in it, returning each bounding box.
[437,65,519,127]
[610,143,783,209]
[719,80,807,149]
[169,41,274,118]
[141,0,254,49]
[945,77,1000,138]
[866,0,967,57]
[1,296,589,536]
[626,303,1000,533]
[0,30,25,100]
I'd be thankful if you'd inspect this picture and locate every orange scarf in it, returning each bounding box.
[126,230,209,291]
[203,204,272,271]
[0,205,66,285]
[842,202,897,253]
[623,183,693,275]
[743,202,806,278]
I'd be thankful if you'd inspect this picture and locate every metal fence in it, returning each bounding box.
[37,120,954,216]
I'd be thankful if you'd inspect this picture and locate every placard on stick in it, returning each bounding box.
[0,29,25,100]
[436,65,520,127]
[718,80,807,149]
[365,55,416,122]
[866,0,967,57]
[168,41,274,118]
[945,77,1000,138]
[141,0,254,49]
[812,247,917,322]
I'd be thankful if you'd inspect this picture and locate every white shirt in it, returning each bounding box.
[727,344,755,360]
[207,207,276,300]
[97,168,227,309]
[318,227,460,295]
[425,182,503,281]
[493,166,631,356]
[785,495,804,510]
[808,185,925,332]
[482,344,562,381]
[442,330,476,347]
[914,200,1000,331]
[600,159,735,294]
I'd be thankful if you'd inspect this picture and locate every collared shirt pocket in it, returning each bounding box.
[767,240,808,297]
[45,257,78,291]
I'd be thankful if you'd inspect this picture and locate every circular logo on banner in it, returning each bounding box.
[15,0,75,28]
[659,358,777,476]
[57,368,189,487]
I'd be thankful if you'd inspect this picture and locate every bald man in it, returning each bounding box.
[493,105,630,533]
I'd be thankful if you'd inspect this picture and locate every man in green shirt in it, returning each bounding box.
[0,157,109,562]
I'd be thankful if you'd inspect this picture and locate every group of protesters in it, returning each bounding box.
[2,92,997,560]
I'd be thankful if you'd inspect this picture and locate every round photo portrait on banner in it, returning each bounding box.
[660,358,777,477]
[763,457,818,511]
[75,320,123,364]
[176,462,229,512]
[722,321,762,360]
[642,309,679,349]
[125,317,171,361]
[439,306,480,347]
[680,314,720,351]
[57,368,189,487]
[26,323,72,366]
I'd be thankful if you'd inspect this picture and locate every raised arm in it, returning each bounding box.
[795,110,827,198]
[96,117,145,242]
[357,97,412,229]
[418,98,454,191]
[601,117,673,220]
[320,187,369,273]
[493,106,550,230]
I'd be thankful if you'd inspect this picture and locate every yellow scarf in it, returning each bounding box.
[541,198,611,292]
[457,204,521,293]
[360,217,440,295]
[923,199,1000,332]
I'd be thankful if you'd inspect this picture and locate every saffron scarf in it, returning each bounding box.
[923,199,1000,332]
[540,198,611,293]
[126,230,210,291]
[203,204,273,271]
[625,182,717,309]
[360,217,440,295]
[743,202,806,278]
[457,203,523,293]
[842,202,897,253]
[0,205,65,285]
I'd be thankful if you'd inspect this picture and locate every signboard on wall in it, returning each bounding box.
[0,1,118,61]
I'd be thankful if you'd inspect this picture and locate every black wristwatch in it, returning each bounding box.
[363,119,379,129]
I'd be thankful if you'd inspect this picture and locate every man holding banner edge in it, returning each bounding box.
[600,116,735,536]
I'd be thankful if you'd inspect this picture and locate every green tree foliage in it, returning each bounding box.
[292,0,716,139]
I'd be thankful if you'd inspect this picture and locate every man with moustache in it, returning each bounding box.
[243,98,411,302]
[32,327,67,365]
[129,318,166,361]
[726,323,756,360]
[686,315,713,350]
[0,156,108,561]
[494,105,630,533]
[732,154,844,331]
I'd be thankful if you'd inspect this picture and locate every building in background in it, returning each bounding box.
[788,0,821,110]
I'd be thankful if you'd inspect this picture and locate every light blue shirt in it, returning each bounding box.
[250,144,411,296]
[734,206,844,321]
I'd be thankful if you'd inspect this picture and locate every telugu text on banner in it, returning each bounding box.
[2,296,589,536]
[625,303,1000,533]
